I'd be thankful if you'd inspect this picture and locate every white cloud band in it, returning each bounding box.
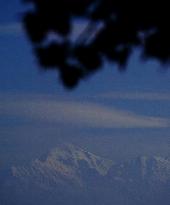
[0,94,169,128]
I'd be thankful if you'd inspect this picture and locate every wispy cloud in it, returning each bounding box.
[0,23,22,35]
[99,91,170,101]
[0,93,169,128]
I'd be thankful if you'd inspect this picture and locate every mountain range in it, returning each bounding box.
[1,144,170,205]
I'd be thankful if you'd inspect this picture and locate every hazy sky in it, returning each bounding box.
[1,0,170,144]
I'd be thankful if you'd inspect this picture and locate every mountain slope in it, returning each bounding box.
[1,144,170,205]
[12,144,113,188]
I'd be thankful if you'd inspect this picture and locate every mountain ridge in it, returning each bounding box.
[12,143,113,188]
[2,143,170,205]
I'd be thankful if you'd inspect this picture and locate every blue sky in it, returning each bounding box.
[1,0,170,145]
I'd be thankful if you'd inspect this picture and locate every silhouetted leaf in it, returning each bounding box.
[23,12,48,43]
[35,42,68,67]
[60,65,83,88]
[74,46,101,71]
[22,0,170,88]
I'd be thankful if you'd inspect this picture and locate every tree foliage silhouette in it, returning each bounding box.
[23,0,170,88]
